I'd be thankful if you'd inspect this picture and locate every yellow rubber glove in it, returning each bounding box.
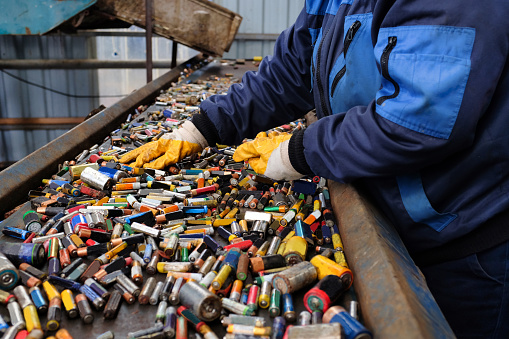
[119,121,207,169]
[233,132,304,180]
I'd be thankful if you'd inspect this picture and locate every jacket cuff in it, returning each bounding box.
[288,129,314,176]
[191,110,221,146]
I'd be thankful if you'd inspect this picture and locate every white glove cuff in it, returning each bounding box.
[264,139,304,181]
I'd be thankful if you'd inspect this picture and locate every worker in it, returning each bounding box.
[121,1,509,337]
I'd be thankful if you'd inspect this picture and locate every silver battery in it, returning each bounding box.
[7,301,25,330]
[80,167,113,191]
[221,314,266,327]
[179,281,222,322]
[150,281,164,305]
[199,271,216,289]
[131,222,160,238]
[288,323,343,339]
[116,273,141,297]
[221,298,252,316]
[198,256,216,275]
[32,232,65,243]
[1,326,20,339]
[84,211,105,229]
[13,286,32,309]
[267,236,282,255]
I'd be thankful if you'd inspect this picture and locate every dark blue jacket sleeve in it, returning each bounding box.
[193,7,316,146]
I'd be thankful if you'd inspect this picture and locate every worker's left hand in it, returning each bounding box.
[233,132,304,181]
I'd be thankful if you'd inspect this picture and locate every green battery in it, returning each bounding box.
[269,288,281,317]
[181,248,189,262]
[123,223,134,235]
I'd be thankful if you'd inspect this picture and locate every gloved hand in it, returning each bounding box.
[233,131,304,181]
[119,121,208,169]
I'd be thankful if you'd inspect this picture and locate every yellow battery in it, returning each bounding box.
[69,234,85,248]
[283,236,308,265]
[225,207,239,219]
[76,200,97,205]
[93,197,109,206]
[313,199,321,211]
[276,242,286,256]
[105,242,128,260]
[43,281,61,301]
[334,250,349,269]
[69,163,99,180]
[282,231,295,243]
[23,304,41,332]
[61,289,78,318]
[211,265,232,290]
[187,219,213,226]
[213,218,237,227]
[238,176,251,188]
[227,324,271,336]
[310,255,353,281]
[290,199,304,213]
[332,233,344,252]
[55,328,74,339]
[239,220,249,233]
[101,156,119,162]
[219,206,231,219]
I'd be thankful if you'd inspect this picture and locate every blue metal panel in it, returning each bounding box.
[0,0,97,35]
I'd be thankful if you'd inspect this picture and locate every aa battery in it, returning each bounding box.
[61,289,78,318]
[146,251,161,275]
[116,273,141,298]
[79,284,105,310]
[298,311,312,326]
[29,286,48,313]
[176,316,188,339]
[14,285,33,309]
[246,284,259,312]
[272,261,317,294]
[7,301,25,330]
[258,281,272,309]
[169,277,184,305]
[309,255,353,282]
[250,254,286,274]
[164,233,179,256]
[80,167,113,191]
[178,281,221,322]
[163,306,177,338]
[198,255,216,275]
[287,323,342,339]
[139,277,157,304]
[269,288,281,317]
[221,298,254,316]
[20,270,41,288]
[0,251,19,290]
[131,260,143,284]
[230,279,243,302]
[267,236,282,256]
[222,314,266,327]
[226,324,271,336]
[104,289,123,320]
[323,306,372,339]
[156,262,193,274]
[150,281,164,305]
[271,316,286,339]
[23,304,41,332]
[84,278,110,300]
[19,263,47,280]
[113,283,135,305]
[312,310,323,324]
[46,298,62,331]
[282,293,296,323]
[76,293,94,324]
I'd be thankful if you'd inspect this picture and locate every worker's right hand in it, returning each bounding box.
[119,121,208,169]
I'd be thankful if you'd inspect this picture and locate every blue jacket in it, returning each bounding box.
[192,0,509,255]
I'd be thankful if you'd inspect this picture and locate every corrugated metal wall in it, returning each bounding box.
[213,0,305,59]
[0,34,99,164]
[0,0,305,165]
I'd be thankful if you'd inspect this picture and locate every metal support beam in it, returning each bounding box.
[145,0,153,83]
[0,117,85,130]
[0,54,206,218]
[171,41,178,69]
[0,60,175,69]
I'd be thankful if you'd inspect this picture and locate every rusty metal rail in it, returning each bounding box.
[328,181,455,338]
[0,53,207,218]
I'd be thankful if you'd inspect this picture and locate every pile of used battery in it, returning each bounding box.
[0,61,372,339]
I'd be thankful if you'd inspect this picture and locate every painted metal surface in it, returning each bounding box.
[0,0,97,35]
[328,181,455,338]
[0,54,207,218]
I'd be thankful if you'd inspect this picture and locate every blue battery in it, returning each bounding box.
[0,314,8,331]
[203,235,222,253]
[179,234,204,239]
[143,244,153,264]
[182,206,208,214]
[324,306,372,339]
[2,226,32,240]
[294,220,313,239]
[272,316,286,339]
[30,286,48,313]
[321,223,332,244]
[71,214,88,232]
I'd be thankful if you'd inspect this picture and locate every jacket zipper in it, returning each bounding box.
[376,36,399,105]
[316,27,332,116]
[331,20,362,98]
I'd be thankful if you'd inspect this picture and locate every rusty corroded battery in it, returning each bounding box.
[103,289,122,320]
[178,281,222,322]
[139,277,156,305]
[272,261,317,294]
[46,297,62,331]
[283,236,308,265]
[80,167,113,191]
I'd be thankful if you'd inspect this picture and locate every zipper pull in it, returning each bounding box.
[344,21,361,56]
